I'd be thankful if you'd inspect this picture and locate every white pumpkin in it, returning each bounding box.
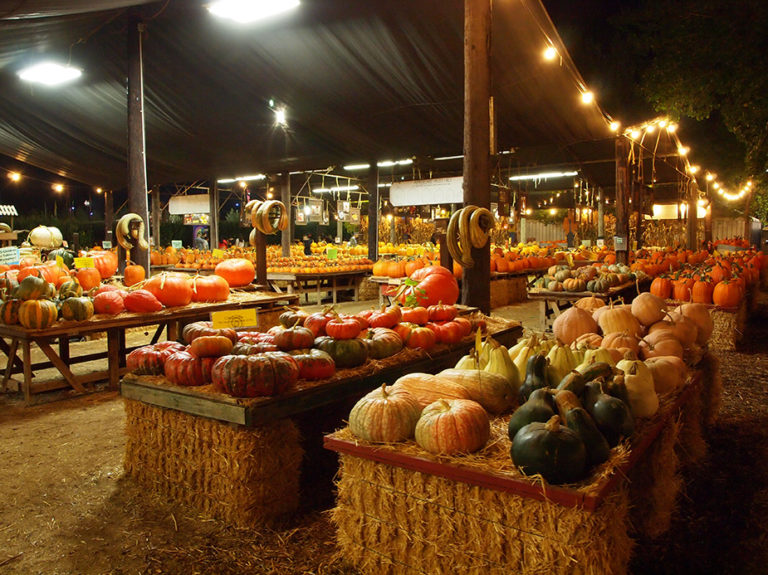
[621,361,659,417]
[674,303,714,345]
[644,356,687,394]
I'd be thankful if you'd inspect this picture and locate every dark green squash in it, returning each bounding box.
[507,388,555,441]
[579,361,614,383]
[47,248,76,269]
[564,407,611,466]
[511,415,587,484]
[603,374,631,406]
[519,351,549,403]
[13,274,50,301]
[591,392,635,447]
[58,277,83,298]
[59,296,95,322]
[583,379,604,413]
[556,370,587,396]
[314,335,369,368]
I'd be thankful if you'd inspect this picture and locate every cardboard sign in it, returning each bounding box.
[171,240,183,249]
[0,246,19,266]
[326,247,338,260]
[211,308,258,329]
[102,240,112,249]
[614,236,627,251]
[74,257,95,269]
[212,248,225,259]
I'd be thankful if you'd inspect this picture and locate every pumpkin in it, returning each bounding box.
[59,296,95,322]
[123,263,146,287]
[76,267,101,291]
[28,225,62,248]
[314,336,369,368]
[18,299,59,329]
[712,279,741,308]
[645,355,687,393]
[348,383,422,443]
[397,265,459,307]
[639,331,685,360]
[674,303,713,345]
[552,306,598,345]
[274,323,316,350]
[358,327,404,359]
[630,292,667,327]
[279,307,309,328]
[325,316,363,340]
[164,350,216,386]
[214,258,255,287]
[415,398,490,454]
[46,248,75,269]
[430,320,465,344]
[145,273,193,307]
[189,335,234,357]
[304,308,335,336]
[427,302,458,322]
[600,331,640,354]
[124,289,163,313]
[571,332,603,349]
[511,415,587,484]
[190,274,230,302]
[573,295,605,313]
[394,322,437,350]
[93,291,126,315]
[664,312,699,347]
[452,316,473,337]
[436,368,517,414]
[87,250,118,279]
[0,298,22,324]
[563,277,586,292]
[597,302,642,337]
[401,306,429,325]
[289,348,336,379]
[182,321,238,344]
[211,351,299,397]
[691,279,714,304]
[0,270,20,296]
[58,277,83,298]
[392,373,472,409]
[620,360,658,417]
[368,304,402,329]
[231,340,280,354]
[13,274,51,301]
[126,341,185,375]
[650,276,673,299]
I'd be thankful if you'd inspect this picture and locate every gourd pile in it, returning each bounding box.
[347,290,714,486]
[532,262,647,293]
[126,301,482,398]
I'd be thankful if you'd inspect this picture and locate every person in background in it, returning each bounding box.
[303,234,313,255]
[219,238,228,249]
[348,233,358,247]
[194,229,209,251]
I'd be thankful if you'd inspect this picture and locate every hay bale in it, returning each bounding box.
[676,384,707,467]
[490,279,510,308]
[256,308,282,331]
[508,276,529,304]
[332,456,634,575]
[123,399,303,527]
[358,278,380,301]
[710,305,743,352]
[628,418,682,539]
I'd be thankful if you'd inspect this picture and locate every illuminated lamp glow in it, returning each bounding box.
[543,46,558,61]
[19,62,81,86]
[207,0,300,23]
[609,121,620,132]
[580,91,595,104]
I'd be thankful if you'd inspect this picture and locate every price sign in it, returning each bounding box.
[0,246,19,266]
[102,240,112,249]
[74,257,95,269]
[613,236,627,251]
[211,308,258,329]
[212,248,225,259]
[596,238,605,247]
[56,255,65,267]
[326,247,338,260]
[171,240,183,249]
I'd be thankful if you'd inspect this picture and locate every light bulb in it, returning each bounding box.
[580,91,594,104]
[543,46,557,61]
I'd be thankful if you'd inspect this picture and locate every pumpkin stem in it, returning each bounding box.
[544,415,560,432]
[623,349,637,361]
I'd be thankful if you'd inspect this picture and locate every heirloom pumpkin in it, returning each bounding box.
[126,341,185,375]
[349,383,422,443]
[394,322,437,350]
[314,336,369,368]
[182,321,237,344]
[645,355,688,393]
[189,335,234,357]
[76,267,101,291]
[397,265,459,307]
[123,263,146,287]
[0,298,22,324]
[274,323,316,350]
[415,398,491,454]
[211,352,299,397]
[437,368,517,414]
[552,306,598,345]
[289,348,336,379]
[18,299,59,329]
[631,292,667,327]
[59,296,95,322]
[674,303,713,345]
[164,350,216,386]
[392,373,472,409]
[359,327,404,359]
[58,277,84,298]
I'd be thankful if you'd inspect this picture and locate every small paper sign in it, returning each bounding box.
[74,257,95,269]
[596,238,605,247]
[212,249,225,259]
[0,246,20,266]
[211,308,258,329]
[56,255,65,267]
[326,247,338,260]
[102,240,112,249]
[171,240,183,249]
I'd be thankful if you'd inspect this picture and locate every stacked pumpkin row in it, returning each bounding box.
[532,262,643,294]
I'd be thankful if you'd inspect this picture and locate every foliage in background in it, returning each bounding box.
[1,210,100,247]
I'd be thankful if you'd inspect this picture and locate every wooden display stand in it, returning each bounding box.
[267,270,368,304]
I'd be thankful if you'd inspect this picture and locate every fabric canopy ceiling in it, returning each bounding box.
[0,0,614,190]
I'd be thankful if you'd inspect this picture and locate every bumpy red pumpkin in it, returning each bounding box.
[231,340,280,354]
[325,316,362,339]
[289,348,336,379]
[394,323,437,350]
[429,320,465,344]
[401,306,429,325]
[211,351,299,397]
[397,266,459,307]
[274,323,316,350]
[427,302,458,322]
[164,350,216,386]
[126,342,185,375]
[368,304,402,329]
[182,321,237,344]
[304,308,335,336]
[189,335,234,357]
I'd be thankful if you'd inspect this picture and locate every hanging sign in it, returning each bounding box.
[390,177,463,206]
[101,240,112,249]
[171,240,183,249]
[211,308,258,329]
[0,246,19,265]
[74,257,95,269]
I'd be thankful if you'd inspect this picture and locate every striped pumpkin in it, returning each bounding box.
[60,297,95,322]
[58,277,83,298]
[18,299,59,329]
[211,352,299,397]
[0,298,22,325]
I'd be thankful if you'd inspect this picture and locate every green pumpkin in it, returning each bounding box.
[591,392,635,447]
[507,388,555,441]
[518,351,549,403]
[60,297,95,322]
[511,415,587,484]
[58,277,83,298]
[18,299,59,329]
[0,298,22,324]
[564,406,611,466]
[47,248,76,269]
[13,274,50,301]
[314,335,368,368]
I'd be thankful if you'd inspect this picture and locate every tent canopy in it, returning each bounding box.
[0,0,615,190]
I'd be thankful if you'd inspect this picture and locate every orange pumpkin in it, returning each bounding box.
[712,280,741,308]
[145,273,193,307]
[87,250,118,279]
[76,267,101,291]
[214,258,255,287]
[189,275,229,302]
[124,263,146,287]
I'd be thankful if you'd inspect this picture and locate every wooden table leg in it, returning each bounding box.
[0,337,26,372]
[332,277,338,305]
[37,339,88,393]
[22,340,33,405]
[165,322,178,343]
[59,336,70,364]
[107,329,121,389]
[538,300,548,332]
[2,337,19,392]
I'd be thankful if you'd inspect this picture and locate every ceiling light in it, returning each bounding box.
[543,46,558,61]
[658,120,668,128]
[52,184,64,193]
[434,154,463,161]
[689,165,699,174]
[509,170,577,181]
[207,0,300,24]
[7,172,21,182]
[274,107,287,126]
[713,182,720,190]
[667,123,678,133]
[630,129,641,140]
[706,173,715,181]
[95,187,103,193]
[314,185,359,193]
[580,91,594,104]
[344,163,370,171]
[645,124,656,134]
[609,121,620,132]
[19,62,81,86]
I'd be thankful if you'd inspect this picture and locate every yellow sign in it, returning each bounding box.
[212,248,225,259]
[55,255,65,267]
[74,257,95,269]
[211,308,258,329]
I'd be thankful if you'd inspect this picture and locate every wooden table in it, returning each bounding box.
[0,291,297,404]
[528,279,650,331]
[268,270,369,304]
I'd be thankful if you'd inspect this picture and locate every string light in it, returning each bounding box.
[630,129,641,140]
[52,183,64,193]
[677,145,689,156]
[580,91,594,104]
[7,172,21,182]
[543,46,558,61]
[667,124,678,133]
[688,165,699,174]
[609,121,620,132]
[95,187,103,193]
[705,173,715,181]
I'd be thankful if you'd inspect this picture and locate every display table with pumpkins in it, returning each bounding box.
[266,269,369,304]
[324,294,721,574]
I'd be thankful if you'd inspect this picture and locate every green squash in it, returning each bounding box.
[314,335,368,368]
[511,415,587,484]
[507,388,555,441]
[603,374,631,406]
[591,392,635,447]
[564,407,611,466]
[13,274,50,301]
[556,370,587,396]
[47,248,76,269]
[578,361,614,383]
[59,297,95,322]
[0,298,22,325]
[58,277,83,298]
[518,351,549,403]
[18,299,59,329]
[583,379,604,413]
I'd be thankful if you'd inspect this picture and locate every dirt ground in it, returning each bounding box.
[1,297,767,574]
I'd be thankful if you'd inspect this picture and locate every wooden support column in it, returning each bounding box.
[687,182,698,249]
[615,137,630,264]
[151,184,161,249]
[744,190,754,245]
[127,18,150,274]
[209,178,219,249]
[597,188,605,238]
[704,204,713,245]
[255,231,267,287]
[367,164,379,261]
[461,0,492,314]
[104,190,114,244]
[280,173,291,257]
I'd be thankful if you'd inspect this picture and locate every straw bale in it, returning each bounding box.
[628,418,682,539]
[359,278,380,301]
[123,399,303,528]
[490,279,510,308]
[256,308,282,331]
[710,303,746,352]
[507,276,529,304]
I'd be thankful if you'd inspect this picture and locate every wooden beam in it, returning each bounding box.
[687,181,698,249]
[151,184,161,250]
[280,173,291,257]
[255,230,267,287]
[597,188,605,238]
[367,163,379,261]
[209,178,219,249]
[615,137,630,264]
[127,18,150,273]
[461,0,492,314]
[104,190,114,245]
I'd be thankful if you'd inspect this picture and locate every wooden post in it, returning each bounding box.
[255,231,267,288]
[597,188,605,238]
[744,190,754,245]
[280,173,291,257]
[151,184,161,249]
[704,203,713,245]
[127,18,150,274]
[687,182,698,249]
[367,164,379,261]
[209,178,219,249]
[615,137,630,264]
[104,190,114,242]
[461,0,492,314]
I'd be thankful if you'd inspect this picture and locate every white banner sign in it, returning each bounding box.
[390,177,463,207]
[169,194,210,215]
